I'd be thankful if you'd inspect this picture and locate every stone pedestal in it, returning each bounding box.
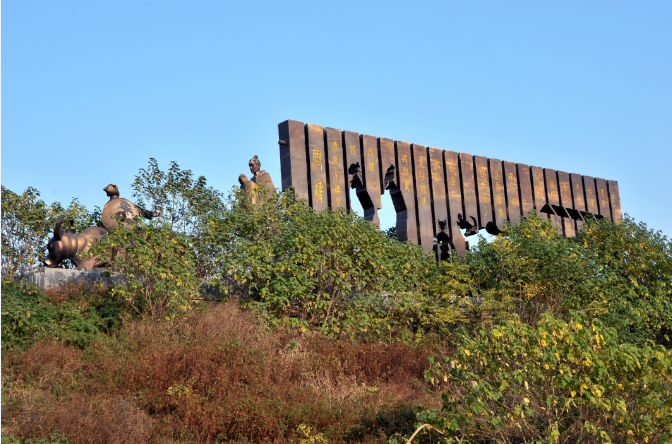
[21,268,125,290]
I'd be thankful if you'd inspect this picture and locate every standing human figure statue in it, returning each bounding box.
[238,155,275,196]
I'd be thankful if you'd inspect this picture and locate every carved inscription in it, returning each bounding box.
[444,150,466,256]
[489,159,506,234]
[395,141,418,244]
[557,171,575,237]
[517,164,535,218]
[544,169,563,234]
[531,166,548,220]
[503,161,521,225]
[325,127,348,210]
[583,176,599,217]
[413,144,433,252]
[428,147,447,238]
[570,173,586,232]
[595,178,612,221]
[607,180,622,223]
[306,124,328,211]
[474,156,493,230]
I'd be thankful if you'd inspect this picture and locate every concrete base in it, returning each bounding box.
[21,268,125,290]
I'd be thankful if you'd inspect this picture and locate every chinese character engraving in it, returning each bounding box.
[313,149,323,171]
[314,181,324,203]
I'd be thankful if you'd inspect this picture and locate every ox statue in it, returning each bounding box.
[44,184,161,270]
[44,216,108,270]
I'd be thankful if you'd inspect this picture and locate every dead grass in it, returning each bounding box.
[2,302,444,443]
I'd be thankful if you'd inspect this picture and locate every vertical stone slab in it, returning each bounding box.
[444,150,467,257]
[503,161,521,225]
[544,169,563,234]
[557,171,576,237]
[278,120,309,202]
[607,180,623,222]
[595,178,612,221]
[530,166,548,220]
[459,153,479,235]
[379,137,396,191]
[306,123,328,212]
[570,173,586,232]
[489,159,506,233]
[412,144,433,252]
[474,156,493,231]
[583,176,599,217]
[395,141,418,244]
[324,127,347,211]
[360,134,382,225]
[517,163,535,218]
[343,130,362,214]
[428,147,448,237]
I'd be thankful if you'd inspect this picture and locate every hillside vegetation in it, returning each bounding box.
[2,160,672,443]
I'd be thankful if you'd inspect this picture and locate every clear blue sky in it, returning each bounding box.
[3,1,671,238]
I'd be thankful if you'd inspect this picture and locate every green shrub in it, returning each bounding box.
[0,278,124,350]
[467,214,672,346]
[419,312,672,443]
[88,218,200,319]
[212,187,438,338]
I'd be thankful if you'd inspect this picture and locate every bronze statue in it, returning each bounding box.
[44,184,161,270]
[101,183,160,230]
[44,216,108,270]
[239,155,275,196]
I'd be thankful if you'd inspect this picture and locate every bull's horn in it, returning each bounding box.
[54,215,64,241]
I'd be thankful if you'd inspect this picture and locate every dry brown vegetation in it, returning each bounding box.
[2,300,445,443]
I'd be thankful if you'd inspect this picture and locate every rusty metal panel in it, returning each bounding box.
[412,144,434,252]
[517,164,534,218]
[395,141,418,244]
[324,127,348,211]
[570,173,586,232]
[428,147,448,237]
[474,156,493,230]
[607,180,623,222]
[444,150,466,256]
[583,176,599,217]
[595,178,612,221]
[489,159,506,233]
[530,166,547,219]
[544,168,563,234]
[278,120,309,202]
[503,161,521,225]
[306,123,329,212]
[459,153,479,235]
[557,171,576,237]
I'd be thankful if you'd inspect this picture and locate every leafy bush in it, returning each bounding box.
[131,158,225,279]
[1,186,101,276]
[575,216,672,347]
[88,217,200,318]
[212,186,438,337]
[468,214,672,346]
[420,312,672,443]
[0,278,124,350]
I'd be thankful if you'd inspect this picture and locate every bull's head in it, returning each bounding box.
[44,216,72,267]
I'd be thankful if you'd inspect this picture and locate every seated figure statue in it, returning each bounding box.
[238,155,274,197]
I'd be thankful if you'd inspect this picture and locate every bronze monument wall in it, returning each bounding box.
[278,119,623,257]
